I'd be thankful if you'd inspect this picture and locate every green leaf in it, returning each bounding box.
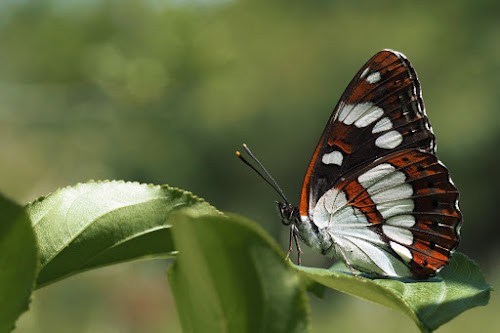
[21,179,491,332]
[167,212,310,333]
[26,181,218,288]
[293,253,491,332]
[0,194,39,333]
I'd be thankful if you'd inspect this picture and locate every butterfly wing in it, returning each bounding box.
[299,50,435,218]
[325,149,461,278]
[298,50,461,278]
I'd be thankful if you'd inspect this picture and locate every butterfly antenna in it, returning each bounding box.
[236,144,290,204]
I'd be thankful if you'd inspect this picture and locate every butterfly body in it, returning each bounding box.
[277,50,461,279]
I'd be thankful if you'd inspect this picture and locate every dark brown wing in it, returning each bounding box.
[333,149,461,278]
[299,50,435,218]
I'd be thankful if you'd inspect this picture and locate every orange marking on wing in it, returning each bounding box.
[341,180,382,225]
[388,151,428,168]
[327,121,353,153]
[346,80,373,104]
[412,240,449,271]
[300,121,354,216]
[413,220,456,248]
[415,221,433,233]
[441,206,460,218]
[299,141,323,216]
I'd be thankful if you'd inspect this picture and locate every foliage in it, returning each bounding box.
[0,196,38,333]
[167,212,310,333]
[0,183,491,332]
[26,181,218,288]
[295,254,490,333]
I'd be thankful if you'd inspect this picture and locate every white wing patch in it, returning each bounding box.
[371,183,413,203]
[303,160,421,277]
[390,241,412,263]
[322,151,343,166]
[338,102,384,128]
[366,71,381,84]
[359,164,414,205]
[375,130,403,149]
[377,199,415,219]
[358,163,395,188]
[372,117,393,133]
[312,188,347,228]
[386,215,416,228]
[366,170,406,195]
[334,234,411,277]
[309,185,415,277]
[360,67,370,79]
[356,163,417,267]
[354,107,384,128]
[382,225,414,245]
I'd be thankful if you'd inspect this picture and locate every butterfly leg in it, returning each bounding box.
[285,224,303,265]
[285,224,294,260]
[293,225,303,265]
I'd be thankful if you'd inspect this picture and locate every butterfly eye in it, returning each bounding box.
[276,201,297,226]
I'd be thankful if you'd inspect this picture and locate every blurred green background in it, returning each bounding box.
[1,0,498,332]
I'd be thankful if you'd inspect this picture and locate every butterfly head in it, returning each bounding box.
[276,201,298,226]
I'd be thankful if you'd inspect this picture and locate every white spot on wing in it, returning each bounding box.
[338,103,384,128]
[377,199,415,219]
[329,205,369,230]
[358,165,415,219]
[371,183,413,203]
[324,202,408,276]
[310,186,414,277]
[346,238,397,274]
[338,103,370,124]
[366,170,406,195]
[354,107,384,128]
[358,163,395,189]
[322,151,343,166]
[382,225,414,245]
[375,130,403,149]
[386,215,416,228]
[312,188,347,228]
[372,117,393,134]
[360,67,370,79]
[337,236,410,276]
[390,241,412,263]
[366,71,381,84]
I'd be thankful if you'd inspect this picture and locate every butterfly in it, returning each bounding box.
[237,49,461,279]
